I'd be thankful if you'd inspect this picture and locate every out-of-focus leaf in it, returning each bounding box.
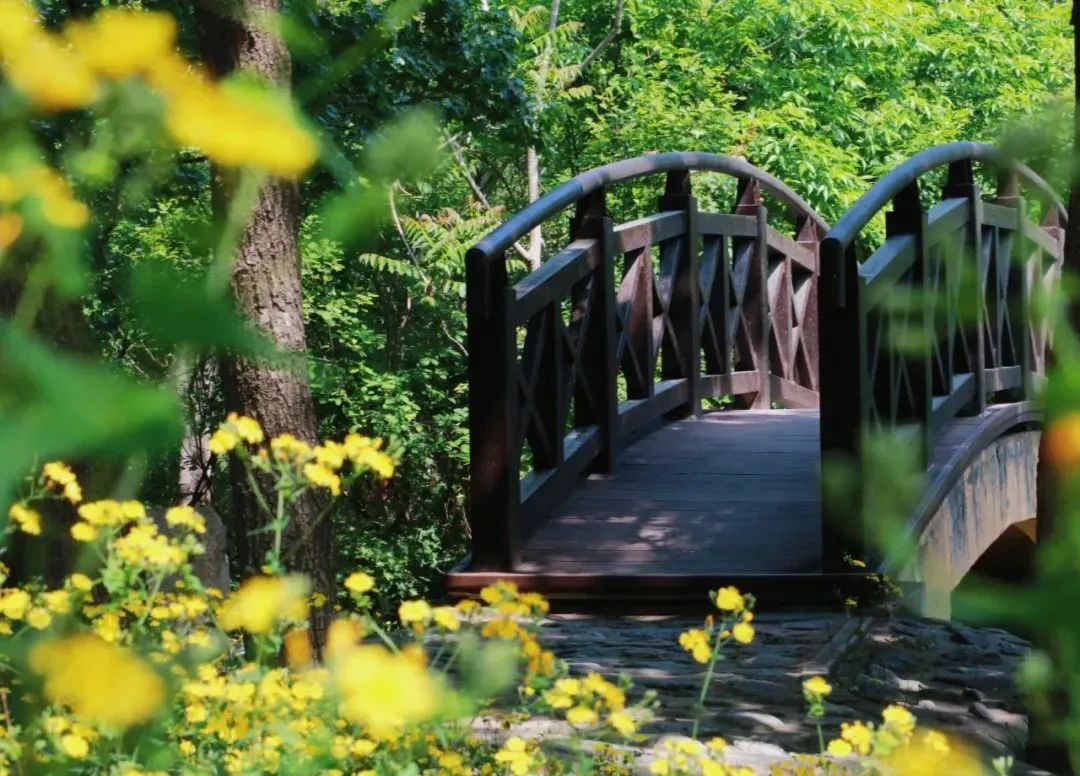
[128,263,273,356]
[0,325,182,498]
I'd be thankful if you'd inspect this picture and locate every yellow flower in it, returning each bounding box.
[882,704,916,736]
[649,760,670,775]
[217,575,309,634]
[344,571,374,594]
[840,721,873,755]
[0,588,31,620]
[42,461,81,503]
[165,506,206,534]
[1045,412,1080,469]
[609,711,636,736]
[8,503,41,535]
[884,730,982,775]
[678,627,712,663]
[333,644,440,739]
[59,732,90,759]
[284,629,313,668]
[326,618,365,660]
[29,633,165,729]
[1,26,99,111]
[303,462,341,495]
[566,705,598,728]
[732,622,754,644]
[69,573,92,591]
[714,586,745,612]
[432,606,460,632]
[26,606,51,629]
[827,738,853,757]
[66,8,176,79]
[40,590,71,614]
[398,599,432,626]
[494,737,537,776]
[70,522,98,542]
[0,211,22,249]
[343,434,395,478]
[706,737,727,752]
[208,427,240,455]
[164,80,317,178]
[803,675,832,698]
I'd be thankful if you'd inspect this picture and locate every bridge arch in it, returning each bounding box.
[453,142,1065,612]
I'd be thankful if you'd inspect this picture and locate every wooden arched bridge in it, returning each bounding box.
[447,142,1065,615]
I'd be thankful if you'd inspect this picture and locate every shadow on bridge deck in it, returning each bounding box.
[518,409,822,575]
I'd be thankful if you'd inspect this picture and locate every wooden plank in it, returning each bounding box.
[858,234,916,308]
[924,197,968,247]
[512,239,599,323]
[769,374,820,408]
[698,211,757,237]
[616,378,688,440]
[613,211,686,253]
[766,225,817,272]
[982,202,1018,230]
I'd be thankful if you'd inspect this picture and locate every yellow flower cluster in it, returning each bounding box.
[42,460,82,503]
[0,163,90,233]
[0,442,982,775]
[648,738,749,776]
[0,1,317,177]
[543,673,635,736]
[208,414,395,500]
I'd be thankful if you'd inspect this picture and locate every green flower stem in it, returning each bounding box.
[690,619,730,740]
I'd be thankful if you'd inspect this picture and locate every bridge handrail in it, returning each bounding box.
[469,152,829,264]
[466,152,828,570]
[818,141,1066,572]
[825,141,1065,253]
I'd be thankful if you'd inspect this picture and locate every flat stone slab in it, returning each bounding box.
[473,612,1049,774]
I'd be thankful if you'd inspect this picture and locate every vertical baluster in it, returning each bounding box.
[942,159,986,416]
[571,189,619,471]
[465,248,519,570]
[885,181,932,462]
[735,179,771,409]
[996,172,1033,399]
[622,243,655,400]
[818,235,865,571]
[526,301,563,471]
[659,170,701,417]
[795,217,822,393]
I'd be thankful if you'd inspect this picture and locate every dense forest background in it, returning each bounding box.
[64,0,1073,602]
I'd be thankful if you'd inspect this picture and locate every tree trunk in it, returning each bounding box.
[194,0,335,646]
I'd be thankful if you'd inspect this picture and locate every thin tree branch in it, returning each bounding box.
[389,182,432,289]
[578,0,624,74]
[443,130,533,265]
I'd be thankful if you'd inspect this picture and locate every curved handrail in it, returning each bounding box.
[471,152,829,263]
[826,141,1067,250]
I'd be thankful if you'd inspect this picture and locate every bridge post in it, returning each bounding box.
[465,248,519,570]
[735,179,771,409]
[942,159,986,416]
[819,235,865,570]
[884,181,933,464]
[659,170,701,417]
[570,189,620,471]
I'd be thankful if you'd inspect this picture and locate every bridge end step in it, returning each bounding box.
[443,568,880,613]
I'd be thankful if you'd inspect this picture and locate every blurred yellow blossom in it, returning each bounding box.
[333,644,440,738]
[714,586,744,612]
[344,571,374,594]
[217,575,309,634]
[30,633,165,729]
[42,461,82,503]
[8,503,40,535]
[70,522,98,542]
[165,506,206,534]
[66,8,176,79]
[398,599,432,626]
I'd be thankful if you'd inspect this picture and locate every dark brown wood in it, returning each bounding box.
[658,170,701,417]
[466,248,518,569]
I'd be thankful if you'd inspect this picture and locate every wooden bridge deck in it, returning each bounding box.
[518,410,823,575]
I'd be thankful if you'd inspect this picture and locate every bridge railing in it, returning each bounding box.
[466,153,828,569]
[818,141,1066,569]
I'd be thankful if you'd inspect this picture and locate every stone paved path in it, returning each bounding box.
[478,612,1049,774]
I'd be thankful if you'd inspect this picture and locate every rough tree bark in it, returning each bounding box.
[194,0,335,645]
